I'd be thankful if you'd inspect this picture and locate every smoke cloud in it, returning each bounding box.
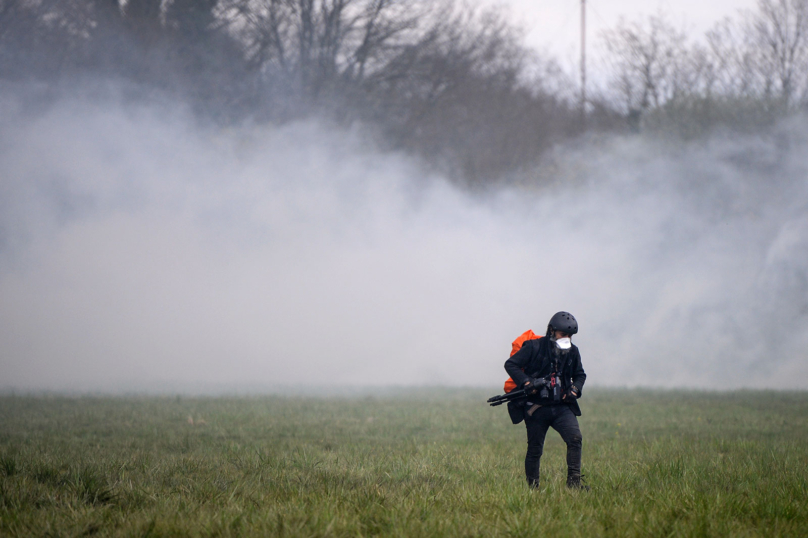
[1,92,806,392]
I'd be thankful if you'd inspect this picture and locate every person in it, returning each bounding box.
[504,311,588,490]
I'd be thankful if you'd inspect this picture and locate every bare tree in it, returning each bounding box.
[599,3,808,134]
[745,0,808,104]
[705,19,759,98]
[365,5,576,183]
[601,14,691,114]
[220,0,428,100]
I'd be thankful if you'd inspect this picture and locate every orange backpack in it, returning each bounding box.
[503,330,543,393]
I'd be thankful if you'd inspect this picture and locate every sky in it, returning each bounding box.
[480,0,760,80]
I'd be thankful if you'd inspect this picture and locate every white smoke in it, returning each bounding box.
[1,94,806,391]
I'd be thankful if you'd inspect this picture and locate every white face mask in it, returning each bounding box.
[555,337,572,350]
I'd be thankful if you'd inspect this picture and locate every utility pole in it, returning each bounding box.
[580,0,586,131]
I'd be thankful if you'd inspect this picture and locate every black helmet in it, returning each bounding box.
[548,311,578,335]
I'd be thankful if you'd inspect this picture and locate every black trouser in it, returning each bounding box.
[524,404,582,487]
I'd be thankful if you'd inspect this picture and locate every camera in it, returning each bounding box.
[530,375,562,402]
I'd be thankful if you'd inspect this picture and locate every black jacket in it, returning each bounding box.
[504,338,587,416]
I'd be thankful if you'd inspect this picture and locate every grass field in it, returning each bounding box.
[0,389,807,537]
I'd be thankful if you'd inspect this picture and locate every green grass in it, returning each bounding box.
[0,390,806,537]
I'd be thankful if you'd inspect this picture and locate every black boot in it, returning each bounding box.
[527,476,540,489]
[566,474,590,491]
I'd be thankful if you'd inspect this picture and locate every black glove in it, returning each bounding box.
[564,385,580,400]
[523,377,545,394]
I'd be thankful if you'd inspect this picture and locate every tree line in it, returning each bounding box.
[2,0,806,184]
[603,0,808,136]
